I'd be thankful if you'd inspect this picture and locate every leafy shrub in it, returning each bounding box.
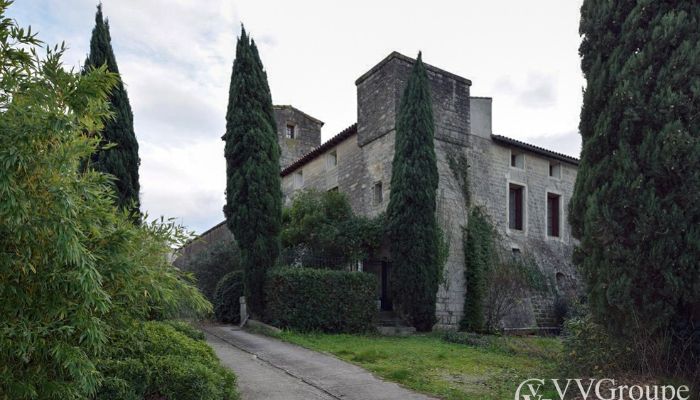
[214,271,244,323]
[95,321,238,400]
[180,238,241,301]
[95,377,140,400]
[0,5,211,397]
[265,267,377,333]
[561,312,632,376]
[161,319,205,341]
[460,208,551,333]
[281,190,384,269]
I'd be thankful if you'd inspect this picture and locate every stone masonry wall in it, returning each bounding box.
[273,106,323,169]
[466,131,579,328]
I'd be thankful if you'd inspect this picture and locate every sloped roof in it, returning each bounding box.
[273,105,325,126]
[491,134,579,166]
[280,123,358,176]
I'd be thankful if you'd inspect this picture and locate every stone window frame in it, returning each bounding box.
[506,180,528,236]
[285,122,297,139]
[545,189,564,242]
[510,149,525,169]
[326,149,338,170]
[549,161,562,180]
[294,170,303,189]
[373,181,383,205]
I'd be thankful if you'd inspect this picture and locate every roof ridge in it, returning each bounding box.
[280,123,358,176]
[491,134,579,165]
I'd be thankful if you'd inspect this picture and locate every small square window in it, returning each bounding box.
[549,162,561,179]
[294,170,303,188]
[373,182,383,205]
[286,124,296,139]
[510,151,524,169]
[327,150,337,168]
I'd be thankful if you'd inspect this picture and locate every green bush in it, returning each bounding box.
[214,271,244,323]
[180,238,241,301]
[95,321,238,400]
[281,190,384,269]
[265,267,377,333]
[161,319,205,341]
[95,377,139,400]
[561,313,632,376]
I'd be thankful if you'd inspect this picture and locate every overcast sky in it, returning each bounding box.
[9,0,585,234]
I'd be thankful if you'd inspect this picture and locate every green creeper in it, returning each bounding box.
[386,53,441,332]
[84,4,140,216]
[571,0,700,354]
[223,27,282,317]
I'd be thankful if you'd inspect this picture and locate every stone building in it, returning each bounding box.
[180,51,580,330]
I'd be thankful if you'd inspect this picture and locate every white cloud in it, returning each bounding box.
[9,0,585,233]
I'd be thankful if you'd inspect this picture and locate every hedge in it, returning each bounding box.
[265,267,377,333]
[94,321,238,400]
[214,271,244,323]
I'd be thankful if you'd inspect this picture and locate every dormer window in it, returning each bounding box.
[286,124,296,139]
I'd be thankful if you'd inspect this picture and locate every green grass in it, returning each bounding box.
[279,331,563,400]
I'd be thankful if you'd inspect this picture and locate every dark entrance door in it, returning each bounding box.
[380,261,393,311]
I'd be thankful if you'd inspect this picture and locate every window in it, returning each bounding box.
[327,150,338,168]
[547,193,561,237]
[373,182,383,205]
[285,124,296,139]
[509,183,524,230]
[294,170,303,188]
[328,186,339,192]
[549,162,561,179]
[510,151,524,169]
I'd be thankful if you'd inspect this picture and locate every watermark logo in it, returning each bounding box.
[515,379,691,400]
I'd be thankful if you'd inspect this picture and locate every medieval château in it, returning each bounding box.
[179,52,580,330]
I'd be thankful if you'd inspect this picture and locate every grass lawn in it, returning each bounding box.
[279,331,563,400]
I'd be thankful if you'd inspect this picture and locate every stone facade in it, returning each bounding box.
[182,51,580,330]
[279,52,579,330]
[273,105,323,169]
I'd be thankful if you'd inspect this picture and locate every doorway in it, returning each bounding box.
[380,261,393,311]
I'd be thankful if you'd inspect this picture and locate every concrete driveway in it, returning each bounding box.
[203,324,436,400]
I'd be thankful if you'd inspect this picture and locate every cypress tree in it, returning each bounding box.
[223,27,281,317]
[571,0,700,356]
[386,53,441,332]
[84,4,140,215]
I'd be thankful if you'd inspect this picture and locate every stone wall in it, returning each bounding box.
[273,105,323,169]
[173,222,233,268]
[186,51,580,331]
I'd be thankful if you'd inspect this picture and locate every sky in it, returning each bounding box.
[8,0,585,234]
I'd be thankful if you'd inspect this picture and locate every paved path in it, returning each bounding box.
[203,324,435,400]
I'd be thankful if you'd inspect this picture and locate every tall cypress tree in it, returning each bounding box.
[84,4,140,215]
[386,53,441,332]
[223,27,281,317]
[571,0,700,354]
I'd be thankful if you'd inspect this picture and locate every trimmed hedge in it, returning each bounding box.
[94,321,238,400]
[265,267,377,333]
[214,271,244,323]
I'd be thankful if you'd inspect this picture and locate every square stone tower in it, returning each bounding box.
[273,105,323,169]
